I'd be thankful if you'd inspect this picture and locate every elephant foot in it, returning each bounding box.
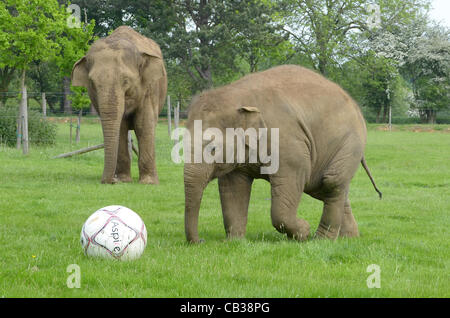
[339,223,359,238]
[101,176,119,184]
[117,174,133,183]
[339,211,359,238]
[226,232,246,241]
[314,222,340,240]
[288,219,310,241]
[139,174,159,185]
[274,219,310,242]
[339,229,359,238]
[187,238,205,244]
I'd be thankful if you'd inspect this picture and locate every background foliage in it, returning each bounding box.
[0,0,448,123]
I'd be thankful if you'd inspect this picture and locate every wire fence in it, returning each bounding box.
[0,93,193,151]
[0,92,191,118]
[1,91,449,124]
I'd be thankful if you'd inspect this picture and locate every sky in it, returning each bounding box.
[429,0,450,27]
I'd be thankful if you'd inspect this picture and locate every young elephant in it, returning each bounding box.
[71,26,167,184]
[183,65,381,243]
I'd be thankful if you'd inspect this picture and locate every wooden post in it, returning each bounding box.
[167,95,172,136]
[53,144,104,159]
[42,92,47,118]
[175,100,180,130]
[388,105,392,132]
[20,69,29,155]
[69,114,73,145]
[174,100,180,142]
[53,143,138,159]
[16,113,21,150]
[75,109,82,143]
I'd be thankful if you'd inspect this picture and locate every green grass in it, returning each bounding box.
[0,119,449,297]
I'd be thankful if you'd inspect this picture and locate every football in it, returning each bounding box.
[80,205,147,261]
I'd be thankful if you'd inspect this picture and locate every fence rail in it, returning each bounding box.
[1,92,449,124]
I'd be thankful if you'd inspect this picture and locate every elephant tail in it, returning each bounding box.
[361,156,382,199]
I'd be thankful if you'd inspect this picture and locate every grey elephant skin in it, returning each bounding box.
[71,26,167,184]
[184,65,381,242]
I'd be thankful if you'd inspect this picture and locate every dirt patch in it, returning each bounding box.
[374,125,450,133]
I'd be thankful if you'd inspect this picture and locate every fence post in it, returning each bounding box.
[175,100,180,130]
[69,113,73,145]
[42,92,47,118]
[388,105,392,131]
[16,113,22,150]
[20,72,29,155]
[75,109,82,143]
[167,95,172,136]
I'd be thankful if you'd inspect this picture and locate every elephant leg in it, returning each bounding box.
[134,109,158,185]
[315,195,346,239]
[115,119,132,182]
[340,196,359,238]
[218,171,253,239]
[315,136,363,239]
[270,174,310,241]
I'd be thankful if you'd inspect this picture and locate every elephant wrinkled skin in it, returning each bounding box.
[71,26,167,184]
[183,65,381,243]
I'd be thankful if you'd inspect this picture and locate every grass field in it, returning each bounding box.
[0,119,449,297]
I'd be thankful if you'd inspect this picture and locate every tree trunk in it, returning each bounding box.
[382,103,388,123]
[376,107,381,123]
[427,110,436,124]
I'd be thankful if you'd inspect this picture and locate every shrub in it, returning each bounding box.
[0,106,57,147]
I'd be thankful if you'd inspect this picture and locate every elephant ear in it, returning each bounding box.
[237,106,267,149]
[71,57,89,88]
[137,39,166,84]
[238,106,267,130]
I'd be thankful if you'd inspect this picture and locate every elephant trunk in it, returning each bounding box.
[98,90,125,184]
[184,162,214,243]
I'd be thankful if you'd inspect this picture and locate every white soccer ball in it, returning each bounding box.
[80,205,147,261]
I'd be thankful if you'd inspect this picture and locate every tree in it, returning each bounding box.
[402,24,450,123]
[0,0,95,153]
[369,17,450,123]
[54,11,95,114]
[225,0,291,73]
[283,0,431,77]
[0,0,67,154]
[57,0,133,37]
[0,66,15,107]
[138,0,290,93]
[351,53,400,122]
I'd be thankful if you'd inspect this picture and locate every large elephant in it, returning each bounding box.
[71,26,167,184]
[183,65,381,243]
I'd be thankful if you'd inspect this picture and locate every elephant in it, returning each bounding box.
[183,64,381,243]
[71,26,167,184]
